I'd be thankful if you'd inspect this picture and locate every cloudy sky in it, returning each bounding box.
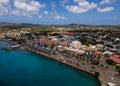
[0,0,120,25]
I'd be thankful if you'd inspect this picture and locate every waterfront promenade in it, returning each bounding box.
[23,46,119,86]
[0,41,100,86]
[22,46,120,86]
[1,39,120,86]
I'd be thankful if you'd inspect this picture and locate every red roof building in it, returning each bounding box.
[95,51,102,55]
[110,55,120,64]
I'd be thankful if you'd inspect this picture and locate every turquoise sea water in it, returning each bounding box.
[0,41,100,86]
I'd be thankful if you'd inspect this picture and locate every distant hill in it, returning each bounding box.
[0,22,42,29]
[0,22,120,31]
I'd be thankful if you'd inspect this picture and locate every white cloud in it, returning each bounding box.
[44,11,48,15]
[49,15,66,20]
[100,0,116,5]
[62,0,97,14]
[0,0,9,15]
[61,0,70,7]
[0,4,9,15]
[97,6,114,13]
[12,0,45,18]
[12,9,32,18]
[38,15,42,19]
[49,2,66,20]
[55,16,65,19]
[0,0,9,5]
[51,2,56,9]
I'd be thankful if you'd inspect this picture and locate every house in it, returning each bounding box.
[110,55,120,64]
[94,50,102,55]
[102,51,113,57]
[96,44,104,50]
[70,40,82,49]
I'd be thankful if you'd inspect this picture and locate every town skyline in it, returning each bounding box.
[0,0,120,25]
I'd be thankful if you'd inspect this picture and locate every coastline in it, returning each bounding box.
[0,39,101,86]
[26,46,101,86]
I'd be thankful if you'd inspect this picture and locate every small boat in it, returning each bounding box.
[12,45,20,48]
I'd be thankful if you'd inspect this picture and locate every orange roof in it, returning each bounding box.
[95,51,102,55]
[110,55,120,64]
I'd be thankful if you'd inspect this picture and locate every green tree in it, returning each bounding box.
[106,59,116,65]
[115,66,120,74]
[91,59,99,65]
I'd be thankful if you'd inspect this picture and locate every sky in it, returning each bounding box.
[0,0,120,25]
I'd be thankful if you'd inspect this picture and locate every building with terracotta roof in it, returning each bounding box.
[110,55,120,64]
[94,51,102,55]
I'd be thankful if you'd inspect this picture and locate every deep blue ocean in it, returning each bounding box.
[0,41,99,86]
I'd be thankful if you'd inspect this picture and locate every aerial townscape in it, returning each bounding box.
[0,0,120,86]
[0,23,120,86]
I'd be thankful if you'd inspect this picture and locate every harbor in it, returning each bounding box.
[0,0,120,85]
[1,32,120,86]
[0,25,120,86]
[0,41,99,86]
